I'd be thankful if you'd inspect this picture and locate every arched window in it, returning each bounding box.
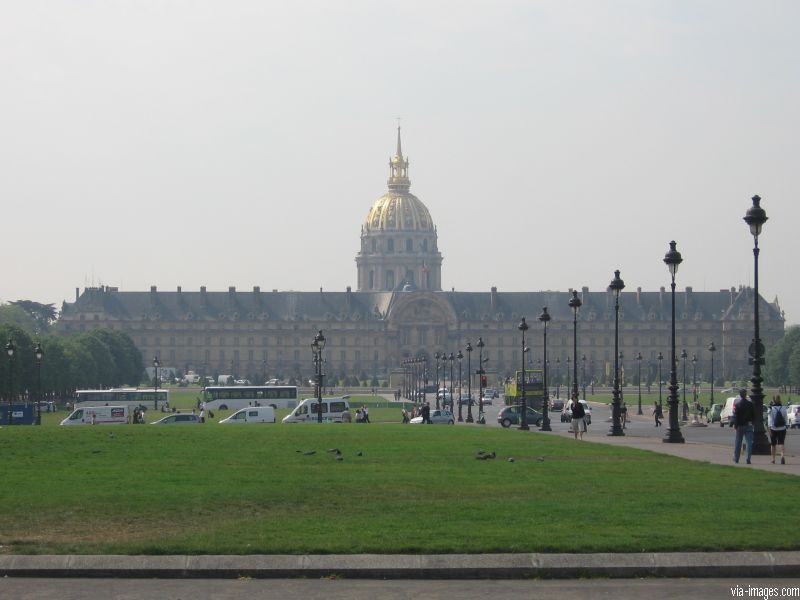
[422,239,428,252]
[406,239,413,252]
[387,239,394,253]
[386,270,395,290]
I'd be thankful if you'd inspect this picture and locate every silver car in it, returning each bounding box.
[150,414,201,425]
[410,409,455,425]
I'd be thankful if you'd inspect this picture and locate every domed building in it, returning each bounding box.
[356,128,442,292]
[58,129,785,389]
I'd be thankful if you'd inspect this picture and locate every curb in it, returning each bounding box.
[1,552,799,579]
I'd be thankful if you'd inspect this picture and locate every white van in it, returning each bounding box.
[219,406,276,424]
[61,405,130,426]
[719,397,739,427]
[282,397,351,423]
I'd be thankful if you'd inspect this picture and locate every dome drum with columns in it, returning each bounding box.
[356,127,443,292]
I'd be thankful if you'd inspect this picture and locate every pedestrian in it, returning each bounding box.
[401,408,409,424]
[567,395,585,440]
[363,405,370,423]
[422,402,431,424]
[768,394,788,465]
[199,407,205,423]
[732,388,755,464]
[620,402,628,429]
[653,402,662,427]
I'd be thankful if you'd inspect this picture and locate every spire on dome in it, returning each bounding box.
[388,125,410,191]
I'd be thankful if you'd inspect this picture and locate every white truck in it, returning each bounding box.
[282,397,351,423]
[219,406,276,424]
[61,405,130,425]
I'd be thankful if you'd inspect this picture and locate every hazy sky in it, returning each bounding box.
[2,1,798,324]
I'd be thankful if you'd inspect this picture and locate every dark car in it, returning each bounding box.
[497,405,543,428]
[550,398,564,411]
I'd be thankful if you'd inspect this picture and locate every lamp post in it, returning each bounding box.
[6,340,15,426]
[663,241,685,443]
[708,341,716,409]
[657,351,664,407]
[518,317,529,431]
[434,352,441,410]
[691,353,698,412]
[636,351,643,415]
[566,356,571,398]
[35,343,43,425]
[556,358,561,399]
[569,290,581,405]
[313,330,326,423]
[590,359,595,395]
[457,350,464,422]
[441,350,448,409]
[466,342,474,423]
[744,194,769,454]
[448,352,455,411]
[477,337,485,421]
[608,270,625,437]
[680,349,688,421]
[581,354,586,401]
[539,307,552,432]
[153,356,160,392]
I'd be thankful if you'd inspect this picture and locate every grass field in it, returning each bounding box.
[1,423,797,556]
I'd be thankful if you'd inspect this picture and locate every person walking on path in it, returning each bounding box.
[653,402,663,427]
[421,402,431,424]
[768,394,788,464]
[567,395,585,440]
[733,388,755,464]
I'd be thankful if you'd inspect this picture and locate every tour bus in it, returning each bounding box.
[73,389,169,411]
[202,385,299,411]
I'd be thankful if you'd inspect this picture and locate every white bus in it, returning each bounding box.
[74,389,169,411]
[202,385,299,411]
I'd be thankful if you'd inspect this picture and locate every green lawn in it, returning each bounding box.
[0,424,796,555]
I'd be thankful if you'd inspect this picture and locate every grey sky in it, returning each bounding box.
[2,1,798,324]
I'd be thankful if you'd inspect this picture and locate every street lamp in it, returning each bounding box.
[448,352,455,410]
[636,351,643,415]
[657,351,664,407]
[708,341,717,409]
[556,358,561,399]
[691,353,698,412]
[566,356,571,398]
[477,337,485,422]
[581,354,587,401]
[313,330,326,423]
[744,194,769,454]
[569,290,582,409]
[608,270,625,437]
[434,352,441,410]
[663,240,685,444]
[680,349,688,421]
[457,350,464,422]
[441,350,448,409]
[6,340,15,426]
[518,317,529,431]
[466,342,474,423]
[539,307,552,432]
[153,356,160,392]
[35,343,44,425]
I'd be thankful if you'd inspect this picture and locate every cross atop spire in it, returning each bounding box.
[388,125,410,191]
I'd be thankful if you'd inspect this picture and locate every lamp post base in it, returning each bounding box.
[540,418,551,432]
[607,424,625,437]
[752,431,771,455]
[518,423,529,431]
[662,428,685,443]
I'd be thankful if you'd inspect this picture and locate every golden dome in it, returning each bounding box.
[363,126,435,232]
[364,191,434,232]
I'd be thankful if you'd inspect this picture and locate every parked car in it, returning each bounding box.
[484,388,499,399]
[410,409,455,425]
[437,389,452,401]
[497,405,543,428]
[706,403,722,424]
[561,400,592,425]
[719,397,738,427]
[150,413,201,425]
[550,398,564,412]
[788,405,800,429]
[458,394,475,406]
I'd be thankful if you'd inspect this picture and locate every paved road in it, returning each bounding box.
[3,577,799,600]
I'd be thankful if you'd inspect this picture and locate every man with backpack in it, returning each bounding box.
[768,394,789,465]
[733,388,755,464]
[568,395,585,440]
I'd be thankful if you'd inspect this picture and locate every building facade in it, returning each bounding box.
[58,130,785,387]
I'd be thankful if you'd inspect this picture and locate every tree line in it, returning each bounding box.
[0,324,143,402]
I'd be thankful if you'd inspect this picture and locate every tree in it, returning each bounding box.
[765,326,800,387]
[10,301,57,334]
[0,304,38,333]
